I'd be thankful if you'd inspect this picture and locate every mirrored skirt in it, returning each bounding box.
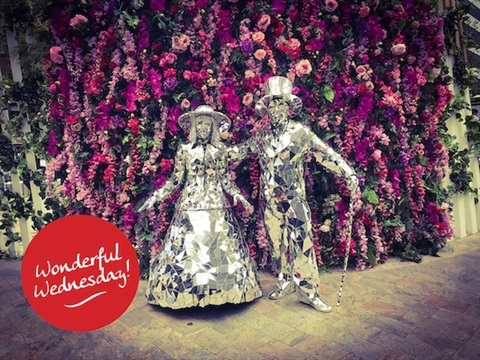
[146,208,262,309]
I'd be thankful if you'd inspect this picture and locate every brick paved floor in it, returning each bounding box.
[1,233,480,359]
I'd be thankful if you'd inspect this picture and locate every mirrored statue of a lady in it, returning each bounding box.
[138,105,262,309]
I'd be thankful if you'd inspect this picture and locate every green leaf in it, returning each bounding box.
[323,85,335,103]
[362,188,379,204]
[322,132,336,140]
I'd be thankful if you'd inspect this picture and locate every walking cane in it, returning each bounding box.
[336,194,355,306]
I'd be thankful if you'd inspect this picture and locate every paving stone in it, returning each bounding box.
[390,298,438,317]
[262,321,309,346]
[442,323,477,343]
[0,333,40,359]
[293,335,351,359]
[362,300,408,320]
[332,333,388,359]
[415,345,461,360]
[33,337,82,360]
[432,308,480,329]
[225,324,274,350]
[399,311,450,333]
[364,314,416,338]
[266,306,309,328]
[256,339,310,360]
[410,328,462,355]
[301,319,346,342]
[370,332,428,357]
[175,346,220,360]
[185,327,234,355]
[330,319,382,342]
[137,323,199,358]
[422,294,471,314]
[235,309,274,330]
[378,350,414,360]
[216,343,266,360]
[455,342,480,359]
[15,318,59,344]
[126,347,173,360]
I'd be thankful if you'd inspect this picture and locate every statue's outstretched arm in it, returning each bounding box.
[308,128,358,193]
[138,147,186,212]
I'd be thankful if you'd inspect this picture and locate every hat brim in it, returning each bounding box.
[255,94,303,117]
[178,109,232,133]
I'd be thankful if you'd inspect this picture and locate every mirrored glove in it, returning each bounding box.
[138,196,157,212]
[346,174,359,193]
[233,194,254,215]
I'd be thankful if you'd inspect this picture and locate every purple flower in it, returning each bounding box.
[354,138,371,164]
[150,0,165,12]
[240,39,254,56]
[272,0,286,13]
[344,86,358,98]
[163,76,178,91]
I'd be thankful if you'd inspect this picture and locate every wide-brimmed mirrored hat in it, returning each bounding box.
[255,76,303,117]
[178,105,232,133]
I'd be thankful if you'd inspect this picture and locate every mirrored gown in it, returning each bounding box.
[146,142,262,309]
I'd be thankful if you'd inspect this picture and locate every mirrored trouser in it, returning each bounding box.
[264,198,319,299]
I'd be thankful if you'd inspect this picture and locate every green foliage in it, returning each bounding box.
[0,0,57,249]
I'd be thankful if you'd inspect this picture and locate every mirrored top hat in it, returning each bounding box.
[255,76,303,117]
[178,105,232,133]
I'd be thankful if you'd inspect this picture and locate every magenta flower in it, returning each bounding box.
[150,0,165,13]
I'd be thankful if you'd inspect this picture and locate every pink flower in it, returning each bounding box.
[181,98,191,108]
[244,70,255,78]
[70,14,88,27]
[66,115,79,125]
[252,32,265,43]
[257,14,271,31]
[242,93,253,106]
[325,0,338,12]
[171,34,190,53]
[359,6,370,17]
[295,59,312,76]
[50,46,63,64]
[356,65,366,74]
[431,68,441,78]
[128,118,140,135]
[254,49,266,60]
[372,149,382,161]
[391,44,407,56]
[164,52,177,64]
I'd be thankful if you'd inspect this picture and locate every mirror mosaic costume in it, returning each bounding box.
[230,77,358,312]
[139,106,262,309]
[140,76,357,312]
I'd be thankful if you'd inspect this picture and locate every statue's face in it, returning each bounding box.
[267,98,289,128]
[196,115,213,144]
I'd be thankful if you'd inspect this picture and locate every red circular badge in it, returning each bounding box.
[21,215,140,332]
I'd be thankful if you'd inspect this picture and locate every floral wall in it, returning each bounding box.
[44,0,454,274]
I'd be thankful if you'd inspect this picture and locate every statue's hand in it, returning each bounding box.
[234,194,254,215]
[346,174,359,193]
[243,201,254,215]
[138,196,156,212]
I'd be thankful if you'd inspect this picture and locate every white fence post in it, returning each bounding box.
[0,26,43,255]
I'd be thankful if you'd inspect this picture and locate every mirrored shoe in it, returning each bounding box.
[299,292,332,313]
[268,281,295,300]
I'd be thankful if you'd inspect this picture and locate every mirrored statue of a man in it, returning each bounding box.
[230,76,358,312]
